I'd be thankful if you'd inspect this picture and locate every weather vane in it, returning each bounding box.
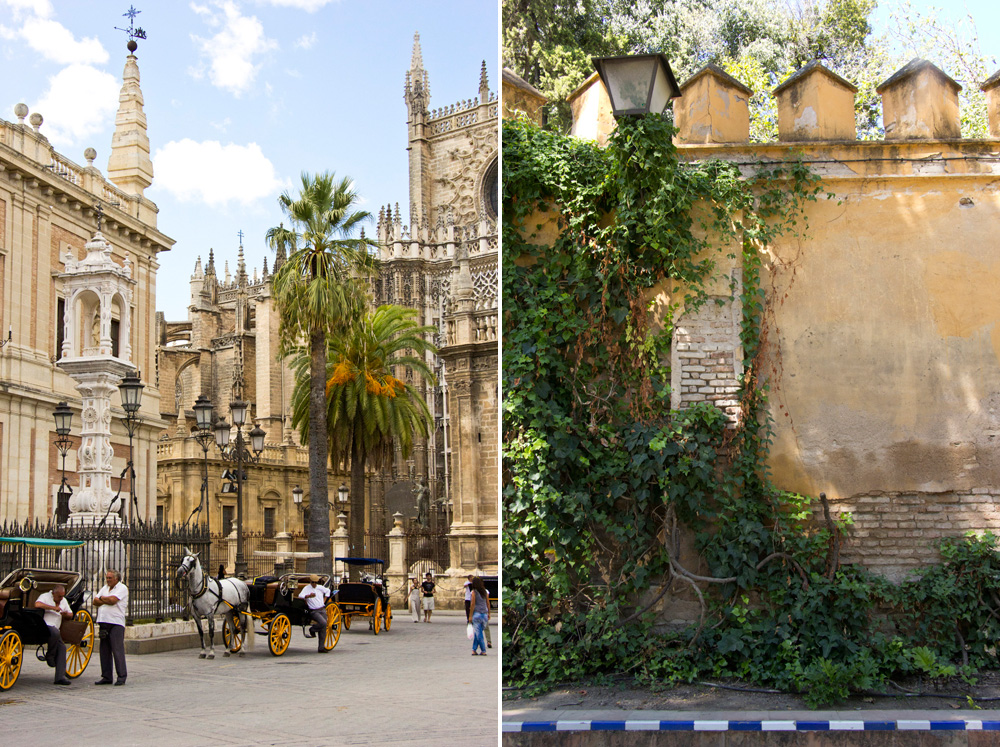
[115,5,147,51]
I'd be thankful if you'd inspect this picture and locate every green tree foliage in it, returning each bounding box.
[504,0,994,139]
[288,305,436,560]
[268,172,378,573]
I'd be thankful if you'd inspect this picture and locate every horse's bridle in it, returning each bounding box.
[178,554,209,599]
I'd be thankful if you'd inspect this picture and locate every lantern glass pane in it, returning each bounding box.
[230,400,248,427]
[194,396,213,430]
[215,420,230,448]
[603,57,656,114]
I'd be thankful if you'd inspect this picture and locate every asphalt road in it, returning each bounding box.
[1,610,498,746]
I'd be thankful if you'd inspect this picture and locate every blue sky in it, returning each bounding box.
[873,0,1000,70]
[1,0,498,319]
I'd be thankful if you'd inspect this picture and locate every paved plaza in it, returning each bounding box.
[2,610,498,746]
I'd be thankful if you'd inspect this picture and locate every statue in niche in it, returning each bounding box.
[414,478,430,529]
[90,309,101,350]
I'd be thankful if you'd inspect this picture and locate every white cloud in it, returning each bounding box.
[32,64,119,147]
[210,117,232,132]
[260,0,336,11]
[294,32,316,49]
[152,139,286,206]
[19,17,108,65]
[0,0,53,20]
[190,1,277,96]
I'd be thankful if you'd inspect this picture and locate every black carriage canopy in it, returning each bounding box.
[335,557,385,565]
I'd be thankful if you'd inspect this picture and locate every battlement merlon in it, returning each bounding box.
[570,57,1000,146]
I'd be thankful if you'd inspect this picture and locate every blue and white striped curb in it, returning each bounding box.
[502,719,1000,733]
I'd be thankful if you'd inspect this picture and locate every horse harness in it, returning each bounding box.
[182,558,237,613]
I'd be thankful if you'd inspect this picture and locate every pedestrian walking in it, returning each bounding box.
[93,569,128,686]
[468,576,489,655]
[33,583,73,685]
[408,577,421,623]
[421,572,435,623]
[465,574,492,649]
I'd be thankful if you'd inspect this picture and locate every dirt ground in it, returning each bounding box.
[503,672,1000,713]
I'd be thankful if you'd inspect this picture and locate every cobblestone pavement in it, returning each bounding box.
[1,610,498,746]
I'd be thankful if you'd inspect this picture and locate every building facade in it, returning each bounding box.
[0,45,171,523]
[156,33,499,577]
[371,34,499,573]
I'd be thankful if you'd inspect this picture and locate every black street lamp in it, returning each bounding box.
[117,369,144,523]
[214,401,265,577]
[53,401,73,525]
[192,394,214,531]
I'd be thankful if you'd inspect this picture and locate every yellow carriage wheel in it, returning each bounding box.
[322,603,341,651]
[383,602,392,632]
[223,614,245,654]
[372,599,382,635]
[65,609,94,679]
[342,613,351,631]
[0,629,22,691]
[268,613,291,656]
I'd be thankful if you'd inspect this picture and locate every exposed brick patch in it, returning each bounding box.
[816,491,1000,581]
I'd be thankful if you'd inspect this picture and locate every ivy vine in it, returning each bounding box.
[502,114,1000,707]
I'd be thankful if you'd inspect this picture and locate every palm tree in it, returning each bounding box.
[289,305,437,561]
[269,172,378,573]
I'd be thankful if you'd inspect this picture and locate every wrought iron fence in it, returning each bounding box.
[405,528,450,574]
[0,520,211,624]
[363,532,389,563]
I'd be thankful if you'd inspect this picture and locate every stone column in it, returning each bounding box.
[387,512,407,607]
[331,518,348,579]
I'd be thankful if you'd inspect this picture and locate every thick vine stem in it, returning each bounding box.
[956,624,969,669]
[668,556,707,646]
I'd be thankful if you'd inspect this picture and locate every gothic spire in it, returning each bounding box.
[107,45,154,196]
[479,60,490,101]
[206,248,216,275]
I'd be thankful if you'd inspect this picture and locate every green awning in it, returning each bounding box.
[0,537,86,548]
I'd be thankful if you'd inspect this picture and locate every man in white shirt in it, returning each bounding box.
[93,569,128,685]
[34,584,73,685]
[297,574,331,653]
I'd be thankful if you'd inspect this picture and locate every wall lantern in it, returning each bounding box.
[292,485,304,507]
[591,54,681,117]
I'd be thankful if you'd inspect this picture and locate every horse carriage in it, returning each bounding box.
[333,557,392,634]
[482,575,499,612]
[242,573,342,655]
[0,538,95,690]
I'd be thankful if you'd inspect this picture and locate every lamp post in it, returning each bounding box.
[192,394,214,531]
[337,483,349,543]
[117,369,144,523]
[53,401,74,525]
[214,400,265,577]
[591,54,681,117]
[292,484,304,526]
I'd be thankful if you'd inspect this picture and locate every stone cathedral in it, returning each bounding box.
[155,33,498,575]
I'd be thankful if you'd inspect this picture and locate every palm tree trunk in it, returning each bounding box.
[349,439,365,569]
[307,328,331,574]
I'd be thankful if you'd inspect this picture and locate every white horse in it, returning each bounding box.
[176,548,253,659]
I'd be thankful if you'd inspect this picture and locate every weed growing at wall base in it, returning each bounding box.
[502,114,1000,707]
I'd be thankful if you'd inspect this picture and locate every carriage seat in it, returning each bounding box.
[335,582,377,607]
[0,587,13,618]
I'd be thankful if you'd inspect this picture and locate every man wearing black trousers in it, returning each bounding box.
[34,583,73,685]
[93,569,128,686]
